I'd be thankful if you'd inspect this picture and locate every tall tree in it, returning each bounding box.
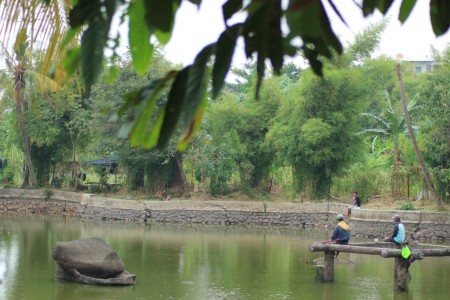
[396,64,443,210]
[419,47,450,203]
[0,0,75,186]
[268,68,364,199]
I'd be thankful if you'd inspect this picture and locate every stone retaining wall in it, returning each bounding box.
[1,189,449,242]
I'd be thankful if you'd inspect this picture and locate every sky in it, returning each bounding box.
[163,0,450,67]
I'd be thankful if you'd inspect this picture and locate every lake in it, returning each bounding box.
[0,215,449,300]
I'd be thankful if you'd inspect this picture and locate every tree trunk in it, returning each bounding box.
[392,145,401,200]
[14,63,38,187]
[71,138,79,187]
[174,154,190,197]
[396,64,444,210]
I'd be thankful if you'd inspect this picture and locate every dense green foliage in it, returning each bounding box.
[0,1,449,206]
[61,0,450,152]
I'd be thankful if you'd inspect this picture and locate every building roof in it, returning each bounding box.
[84,155,119,166]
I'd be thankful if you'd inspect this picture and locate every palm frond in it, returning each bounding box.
[0,0,77,86]
[356,128,389,136]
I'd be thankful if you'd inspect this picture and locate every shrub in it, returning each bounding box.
[43,188,54,200]
[399,201,415,210]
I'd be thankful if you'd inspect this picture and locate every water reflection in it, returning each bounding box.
[0,215,449,300]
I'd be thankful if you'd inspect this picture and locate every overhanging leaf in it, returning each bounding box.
[362,0,379,16]
[127,78,170,146]
[182,44,214,130]
[398,0,417,23]
[63,47,81,76]
[212,25,239,98]
[79,0,116,92]
[430,0,450,36]
[129,0,154,76]
[154,29,172,45]
[287,0,342,69]
[143,107,165,148]
[157,68,189,148]
[223,0,243,22]
[376,0,394,14]
[69,0,100,27]
[80,23,108,92]
[177,95,208,151]
[143,0,178,32]
[117,71,177,147]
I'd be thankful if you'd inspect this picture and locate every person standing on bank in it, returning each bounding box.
[385,214,405,245]
[331,214,350,257]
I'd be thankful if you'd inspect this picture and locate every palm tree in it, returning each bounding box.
[0,0,75,187]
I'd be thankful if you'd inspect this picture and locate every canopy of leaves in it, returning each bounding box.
[60,0,450,150]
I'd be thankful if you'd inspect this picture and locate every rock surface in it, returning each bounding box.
[51,237,135,285]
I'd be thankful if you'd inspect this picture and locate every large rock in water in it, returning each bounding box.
[51,237,136,285]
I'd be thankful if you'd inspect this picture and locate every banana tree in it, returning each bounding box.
[358,91,420,200]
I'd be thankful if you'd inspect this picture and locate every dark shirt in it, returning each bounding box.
[331,222,350,243]
[354,196,361,207]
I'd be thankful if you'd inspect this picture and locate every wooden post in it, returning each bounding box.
[395,257,410,291]
[323,251,335,282]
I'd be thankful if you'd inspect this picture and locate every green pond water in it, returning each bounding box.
[0,215,449,300]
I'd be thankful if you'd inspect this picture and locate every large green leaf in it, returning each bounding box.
[286,0,343,57]
[62,47,81,76]
[178,94,207,151]
[187,0,202,5]
[182,44,214,129]
[376,0,394,14]
[157,68,190,148]
[243,0,285,97]
[76,0,116,92]
[154,29,172,45]
[143,44,212,150]
[143,0,178,32]
[361,0,379,16]
[398,0,417,23]
[69,0,101,27]
[129,0,154,76]
[430,0,450,35]
[223,0,243,22]
[80,23,108,93]
[143,107,165,148]
[123,76,172,147]
[212,25,239,99]
[362,0,397,16]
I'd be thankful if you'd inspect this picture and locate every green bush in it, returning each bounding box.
[43,188,54,200]
[399,201,415,210]
[332,162,390,202]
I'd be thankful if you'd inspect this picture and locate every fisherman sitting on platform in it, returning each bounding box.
[385,214,405,246]
[331,214,350,257]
